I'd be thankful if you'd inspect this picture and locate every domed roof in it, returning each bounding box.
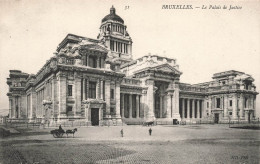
[102,6,124,24]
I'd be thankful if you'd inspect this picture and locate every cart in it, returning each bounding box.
[50,129,65,138]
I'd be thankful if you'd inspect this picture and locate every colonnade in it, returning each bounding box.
[120,93,142,119]
[180,98,204,119]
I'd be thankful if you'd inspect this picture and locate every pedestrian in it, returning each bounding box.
[120,129,124,137]
[149,128,152,136]
[59,125,62,131]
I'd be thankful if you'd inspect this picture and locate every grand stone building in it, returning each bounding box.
[6,7,258,125]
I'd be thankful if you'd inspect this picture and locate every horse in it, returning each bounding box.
[65,128,77,138]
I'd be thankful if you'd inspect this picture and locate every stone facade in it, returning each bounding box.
[6,7,258,125]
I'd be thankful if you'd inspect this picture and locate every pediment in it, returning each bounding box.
[79,44,108,53]
[153,64,182,75]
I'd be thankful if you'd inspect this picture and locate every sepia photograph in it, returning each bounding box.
[0,0,259,163]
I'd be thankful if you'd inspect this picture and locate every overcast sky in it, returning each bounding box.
[0,0,259,117]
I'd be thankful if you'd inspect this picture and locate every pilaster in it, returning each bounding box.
[115,80,121,118]
[57,73,67,119]
[232,94,238,119]
[105,80,111,118]
[239,94,244,119]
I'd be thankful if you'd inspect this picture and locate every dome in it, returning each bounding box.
[102,6,124,24]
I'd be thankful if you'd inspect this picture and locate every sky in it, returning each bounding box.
[0,0,259,117]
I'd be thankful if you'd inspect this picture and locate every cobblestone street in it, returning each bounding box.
[0,125,259,164]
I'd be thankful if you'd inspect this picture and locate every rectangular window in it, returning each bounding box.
[99,57,102,68]
[229,112,232,116]
[111,89,114,99]
[66,106,73,115]
[207,102,209,108]
[110,108,115,115]
[68,85,73,96]
[229,100,232,107]
[216,98,221,108]
[89,56,97,68]
[89,82,96,99]
[244,98,247,108]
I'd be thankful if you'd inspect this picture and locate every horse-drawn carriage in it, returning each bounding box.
[50,128,65,138]
[50,126,77,138]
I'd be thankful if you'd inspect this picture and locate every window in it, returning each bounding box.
[229,112,232,116]
[89,82,96,99]
[229,100,232,107]
[89,56,97,68]
[99,57,102,68]
[216,98,221,108]
[111,89,114,99]
[66,106,73,115]
[110,40,114,51]
[110,108,115,115]
[68,85,73,96]
[207,102,209,108]
[244,98,248,108]
[111,65,115,71]
[67,59,74,65]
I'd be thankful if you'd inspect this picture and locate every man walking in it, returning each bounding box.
[149,128,152,136]
[120,129,124,137]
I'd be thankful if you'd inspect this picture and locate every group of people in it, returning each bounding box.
[120,128,152,137]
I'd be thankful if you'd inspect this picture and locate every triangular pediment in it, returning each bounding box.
[153,64,182,75]
[80,44,108,53]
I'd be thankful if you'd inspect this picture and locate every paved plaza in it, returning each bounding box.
[0,125,259,164]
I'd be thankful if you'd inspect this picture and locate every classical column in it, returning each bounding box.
[239,94,244,118]
[82,79,86,100]
[232,94,238,119]
[129,94,132,118]
[182,98,185,119]
[187,99,190,118]
[115,80,121,118]
[192,99,195,119]
[121,93,125,118]
[160,95,163,118]
[136,95,140,118]
[197,100,200,119]
[105,80,111,118]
